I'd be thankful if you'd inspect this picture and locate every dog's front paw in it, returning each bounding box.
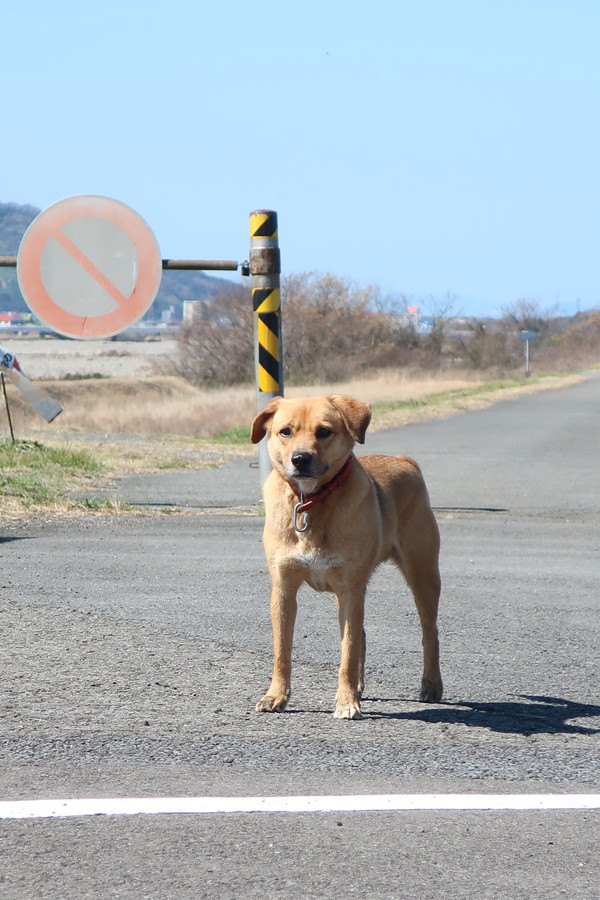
[334,702,363,720]
[420,677,443,703]
[256,692,290,713]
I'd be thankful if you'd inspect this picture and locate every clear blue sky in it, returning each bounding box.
[4,0,599,316]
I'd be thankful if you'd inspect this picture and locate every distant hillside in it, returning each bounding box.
[0,200,236,319]
[0,202,39,312]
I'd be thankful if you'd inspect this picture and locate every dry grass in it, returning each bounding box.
[295,370,584,428]
[286,369,486,403]
[2,376,256,440]
[370,373,585,430]
[1,369,584,444]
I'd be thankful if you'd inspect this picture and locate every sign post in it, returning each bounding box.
[249,210,283,485]
[520,330,538,377]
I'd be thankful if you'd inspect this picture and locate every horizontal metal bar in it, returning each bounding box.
[162,259,239,271]
[0,256,239,272]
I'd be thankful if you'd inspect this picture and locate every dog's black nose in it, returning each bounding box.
[291,451,314,473]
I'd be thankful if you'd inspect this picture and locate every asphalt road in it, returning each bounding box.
[1,376,599,898]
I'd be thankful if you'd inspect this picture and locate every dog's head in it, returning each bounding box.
[251,395,371,494]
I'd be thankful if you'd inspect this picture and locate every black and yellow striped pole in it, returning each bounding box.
[250,209,283,483]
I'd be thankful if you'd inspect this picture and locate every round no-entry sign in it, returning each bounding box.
[17,195,162,339]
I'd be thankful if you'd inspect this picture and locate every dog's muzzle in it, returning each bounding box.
[289,451,324,479]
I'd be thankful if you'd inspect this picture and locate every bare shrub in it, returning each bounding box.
[501,298,560,338]
[281,273,402,382]
[496,301,600,372]
[451,319,521,371]
[165,279,600,387]
[167,273,420,386]
[168,284,254,386]
[449,300,580,373]
[419,293,459,360]
[535,310,600,370]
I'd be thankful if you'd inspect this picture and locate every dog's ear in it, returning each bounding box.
[250,396,284,444]
[329,395,372,444]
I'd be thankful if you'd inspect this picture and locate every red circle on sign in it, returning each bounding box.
[17,195,162,339]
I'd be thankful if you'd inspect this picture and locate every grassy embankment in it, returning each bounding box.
[0,368,585,519]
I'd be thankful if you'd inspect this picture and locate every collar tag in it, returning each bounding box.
[293,500,309,533]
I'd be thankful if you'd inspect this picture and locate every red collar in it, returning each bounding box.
[291,455,354,532]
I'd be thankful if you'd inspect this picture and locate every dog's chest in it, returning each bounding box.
[283,541,345,592]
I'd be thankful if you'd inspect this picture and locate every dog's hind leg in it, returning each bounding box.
[393,517,443,703]
[409,563,443,703]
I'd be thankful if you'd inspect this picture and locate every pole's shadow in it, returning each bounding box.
[363,694,600,736]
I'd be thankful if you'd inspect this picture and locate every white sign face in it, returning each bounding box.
[520,330,538,342]
[17,195,162,339]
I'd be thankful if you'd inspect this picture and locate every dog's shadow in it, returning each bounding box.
[362,694,600,736]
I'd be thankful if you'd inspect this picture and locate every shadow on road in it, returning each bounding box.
[364,694,600,736]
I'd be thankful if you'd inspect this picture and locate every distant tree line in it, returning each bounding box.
[169,272,600,386]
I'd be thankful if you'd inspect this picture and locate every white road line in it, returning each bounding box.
[1,794,600,820]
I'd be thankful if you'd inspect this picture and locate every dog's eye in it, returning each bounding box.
[316,426,333,439]
[279,427,292,438]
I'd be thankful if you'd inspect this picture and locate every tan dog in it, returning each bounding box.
[251,394,442,720]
